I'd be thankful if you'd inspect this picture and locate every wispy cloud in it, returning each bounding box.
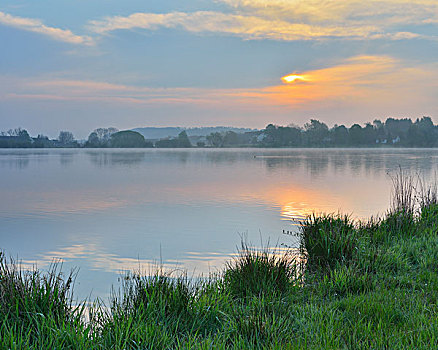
[0,11,93,45]
[89,11,384,41]
[2,56,437,114]
[88,0,438,41]
[219,0,438,26]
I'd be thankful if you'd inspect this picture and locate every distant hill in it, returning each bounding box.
[132,127,257,139]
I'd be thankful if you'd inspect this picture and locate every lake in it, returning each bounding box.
[1,148,437,300]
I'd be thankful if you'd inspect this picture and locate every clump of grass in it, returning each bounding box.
[111,270,193,323]
[0,253,76,326]
[0,253,92,348]
[101,271,228,348]
[300,214,357,271]
[223,241,298,299]
[99,271,196,348]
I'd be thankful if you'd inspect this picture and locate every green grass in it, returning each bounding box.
[3,184,438,348]
[223,241,299,299]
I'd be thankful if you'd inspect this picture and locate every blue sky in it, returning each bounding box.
[1,0,437,138]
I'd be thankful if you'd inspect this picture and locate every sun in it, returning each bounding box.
[281,74,308,84]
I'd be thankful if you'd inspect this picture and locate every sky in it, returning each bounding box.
[0,0,437,138]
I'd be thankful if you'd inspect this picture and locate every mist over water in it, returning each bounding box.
[1,148,437,300]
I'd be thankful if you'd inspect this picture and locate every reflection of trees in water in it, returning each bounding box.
[152,150,241,165]
[59,152,74,166]
[306,154,329,178]
[87,150,247,167]
[348,153,363,176]
[257,150,437,179]
[87,151,147,167]
[330,152,348,174]
[154,151,190,164]
[205,151,239,165]
[83,149,438,180]
[264,157,302,171]
[0,151,51,169]
[0,157,30,169]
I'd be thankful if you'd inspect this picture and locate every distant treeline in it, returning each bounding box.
[1,117,437,148]
[258,117,438,148]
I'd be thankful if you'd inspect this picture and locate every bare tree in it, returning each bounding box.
[58,131,75,145]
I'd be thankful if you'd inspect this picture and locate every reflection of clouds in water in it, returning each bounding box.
[20,243,299,277]
[20,244,238,276]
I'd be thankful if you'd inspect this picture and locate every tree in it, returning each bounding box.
[177,131,192,148]
[303,119,329,146]
[110,130,150,148]
[0,128,32,148]
[86,132,100,147]
[349,124,364,145]
[96,127,118,142]
[223,131,239,146]
[155,131,192,148]
[407,116,437,147]
[58,131,75,146]
[33,134,53,148]
[262,124,302,147]
[331,125,349,146]
[384,118,412,142]
[85,127,119,147]
[206,132,224,147]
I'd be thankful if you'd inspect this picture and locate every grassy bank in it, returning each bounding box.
[2,181,438,348]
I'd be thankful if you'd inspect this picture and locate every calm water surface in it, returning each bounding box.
[1,148,437,300]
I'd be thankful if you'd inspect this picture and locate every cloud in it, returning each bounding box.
[2,55,437,114]
[88,11,394,41]
[219,0,438,25]
[227,55,438,109]
[0,11,93,45]
[88,0,438,41]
